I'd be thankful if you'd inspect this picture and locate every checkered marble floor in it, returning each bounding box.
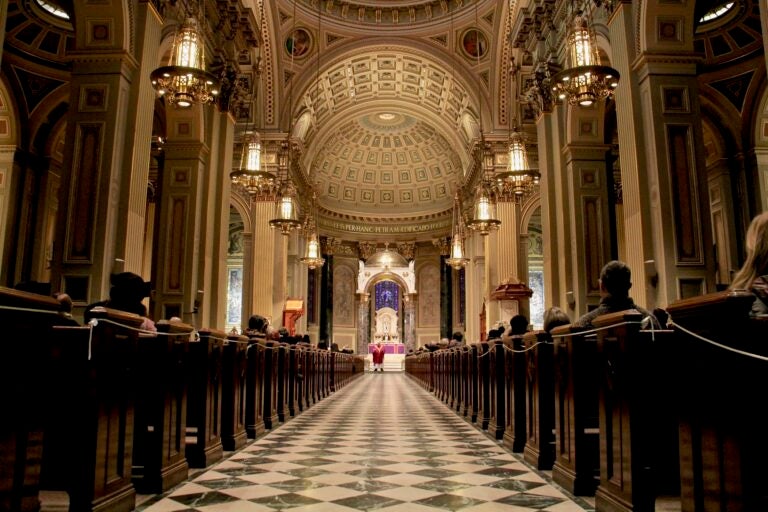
[136,373,592,512]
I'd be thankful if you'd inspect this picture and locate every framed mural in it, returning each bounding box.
[461,29,488,59]
[285,28,311,58]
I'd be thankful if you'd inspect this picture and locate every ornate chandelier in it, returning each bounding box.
[466,1,500,237]
[150,18,220,108]
[550,12,620,107]
[467,141,501,236]
[268,141,302,235]
[496,127,540,202]
[446,192,470,269]
[300,190,325,269]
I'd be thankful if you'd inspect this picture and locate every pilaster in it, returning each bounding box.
[404,293,417,353]
[562,143,612,315]
[0,147,17,285]
[197,110,235,328]
[251,200,278,322]
[51,51,142,304]
[153,133,208,324]
[611,2,715,306]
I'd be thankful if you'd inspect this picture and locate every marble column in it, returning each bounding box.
[357,292,370,354]
[404,293,417,353]
[0,146,17,283]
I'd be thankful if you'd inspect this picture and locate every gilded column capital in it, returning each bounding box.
[396,242,416,261]
[358,241,378,260]
[432,237,450,256]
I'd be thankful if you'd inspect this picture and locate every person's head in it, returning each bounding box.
[53,292,73,314]
[376,342,382,347]
[731,212,768,290]
[278,327,289,339]
[109,272,150,315]
[543,307,570,332]
[510,314,529,335]
[451,331,463,343]
[599,260,632,298]
[248,314,267,333]
[302,334,310,344]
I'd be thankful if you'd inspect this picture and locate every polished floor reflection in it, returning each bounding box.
[136,372,591,511]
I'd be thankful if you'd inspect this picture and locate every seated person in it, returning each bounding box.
[729,211,768,316]
[84,272,156,332]
[543,306,570,332]
[574,260,659,329]
[509,314,529,335]
[449,331,464,347]
[245,314,268,336]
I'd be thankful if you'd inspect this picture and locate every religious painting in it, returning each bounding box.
[461,29,488,59]
[285,28,311,58]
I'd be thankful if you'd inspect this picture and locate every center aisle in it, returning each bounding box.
[137,373,590,511]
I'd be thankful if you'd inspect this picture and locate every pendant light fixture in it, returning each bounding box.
[495,57,540,202]
[446,191,470,269]
[550,4,620,107]
[150,0,220,108]
[269,0,302,235]
[466,2,501,236]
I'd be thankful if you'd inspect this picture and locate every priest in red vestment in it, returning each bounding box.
[372,342,385,372]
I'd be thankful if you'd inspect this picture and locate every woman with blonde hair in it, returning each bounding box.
[730,211,768,316]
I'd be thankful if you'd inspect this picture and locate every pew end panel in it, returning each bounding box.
[550,324,600,496]
[42,307,145,512]
[592,311,680,512]
[131,320,193,494]
[668,292,768,512]
[187,329,226,468]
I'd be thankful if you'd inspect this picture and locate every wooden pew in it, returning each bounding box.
[41,306,143,512]
[469,344,479,424]
[186,329,225,468]
[275,342,289,423]
[244,335,266,438]
[477,342,491,430]
[667,290,768,512]
[522,331,555,469]
[488,340,506,440]
[132,320,193,493]
[502,334,526,452]
[220,333,248,451]
[592,310,679,512]
[459,347,471,418]
[550,325,600,496]
[0,287,71,512]
[262,339,279,429]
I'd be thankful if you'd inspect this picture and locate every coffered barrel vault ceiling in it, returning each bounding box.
[270,0,500,240]
[313,112,462,216]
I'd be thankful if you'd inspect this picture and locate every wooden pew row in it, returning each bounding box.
[667,290,768,512]
[0,286,361,512]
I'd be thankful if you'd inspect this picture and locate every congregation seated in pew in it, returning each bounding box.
[574,260,660,329]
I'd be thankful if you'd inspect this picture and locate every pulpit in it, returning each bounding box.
[282,298,304,336]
